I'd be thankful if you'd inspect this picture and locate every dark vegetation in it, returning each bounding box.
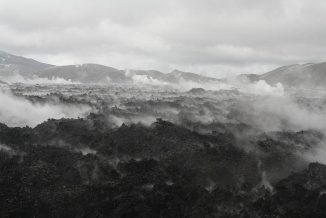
[1,114,326,218]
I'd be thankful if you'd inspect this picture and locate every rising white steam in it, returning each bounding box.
[0,74,78,84]
[0,143,12,152]
[129,73,232,91]
[0,89,92,127]
[238,94,326,133]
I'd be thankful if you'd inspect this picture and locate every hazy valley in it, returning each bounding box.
[1,51,326,217]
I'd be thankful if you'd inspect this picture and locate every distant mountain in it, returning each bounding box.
[37,67,221,84]
[130,70,166,81]
[259,62,326,88]
[0,51,221,85]
[234,74,261,83]
[0,51,53,78]
[0,80,7,84]
[166,70,220,83]
[3,50,326,88]
[232,62,326,89]
[131,69,220,84]
[35,64,131,84]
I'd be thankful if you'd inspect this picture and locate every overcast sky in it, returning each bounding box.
[0,0,326,77]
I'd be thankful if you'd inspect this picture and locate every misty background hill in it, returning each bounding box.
[1,50,326,89]
[259,62,326,88]
[34,64,131,84]
[0,51,220,84]
[237,62,326,89]
[0,80,7,84]
[130,69,221,84]
[0,51,53,78]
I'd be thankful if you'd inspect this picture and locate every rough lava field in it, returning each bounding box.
[1,52,326,217]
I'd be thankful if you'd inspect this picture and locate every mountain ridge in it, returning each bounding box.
[259,62,326,88]
[0,50,53,78]
[34,63,130,84]
[1,50,326,88]
[0,51,221,84]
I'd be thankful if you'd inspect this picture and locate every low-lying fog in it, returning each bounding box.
[0,88,92,127]
[1,77,325,133]
[2,77,326,162]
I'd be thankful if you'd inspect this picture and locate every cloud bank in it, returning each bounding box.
[0,74,78,84]
[0,0,326,77]
[0,89,92,127]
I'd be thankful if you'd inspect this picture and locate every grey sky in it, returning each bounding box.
[0,0,326,77]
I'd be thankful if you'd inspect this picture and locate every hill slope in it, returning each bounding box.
[131,69,220,84]
[0,51,53,78]
[35,64,131,84]
[0,51,221,85]
[260,62,326,88]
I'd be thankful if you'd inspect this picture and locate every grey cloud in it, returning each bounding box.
[0,0,326,77]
